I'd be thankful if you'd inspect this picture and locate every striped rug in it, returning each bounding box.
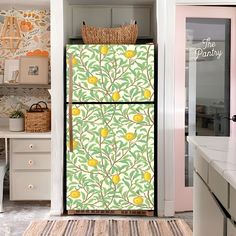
[23,219,192,236]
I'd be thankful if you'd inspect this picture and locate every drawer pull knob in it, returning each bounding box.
[28,184,34,189]
[28,160,34,165]
[29,144,34,149]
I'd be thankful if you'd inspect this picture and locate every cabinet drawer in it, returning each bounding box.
[227,219,236,236]
[11,171,50,200]
[208,165,228,210]
[229,185,236,220]
[11,139,50,153]
[11,153,50,170]
[194,152,209,184]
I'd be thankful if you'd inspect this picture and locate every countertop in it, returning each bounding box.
[0,126,51,139]
[188,136,236,190]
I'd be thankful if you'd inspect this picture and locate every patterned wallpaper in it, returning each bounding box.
[0,9,50,118]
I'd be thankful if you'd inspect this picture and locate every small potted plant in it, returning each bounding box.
[9,110,25,132]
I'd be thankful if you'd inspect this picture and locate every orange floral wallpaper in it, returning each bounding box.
[0,9,50,69]
[0,9,50,118]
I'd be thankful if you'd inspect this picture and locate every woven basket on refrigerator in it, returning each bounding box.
[81,21,138,44]
[25,101,51,132]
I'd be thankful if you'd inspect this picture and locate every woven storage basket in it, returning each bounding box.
[25,101,51,132]
[81,21,138,44]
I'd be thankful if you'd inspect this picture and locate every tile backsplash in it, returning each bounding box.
[0,87,51,117]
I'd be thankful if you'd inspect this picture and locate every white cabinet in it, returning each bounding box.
[72,6,112,37]
[10,138,51,200]
[227,219,236,236]
[71,5,152,38]
[194,172,226,236]
[112,7,151,37]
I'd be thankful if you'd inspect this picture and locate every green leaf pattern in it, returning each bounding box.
[66,104,154,210]
[66,44,154,102]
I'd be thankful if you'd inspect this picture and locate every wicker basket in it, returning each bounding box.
[25,101,51,132]
[81,21,138,44]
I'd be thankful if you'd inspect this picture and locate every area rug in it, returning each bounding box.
[23,219,192,236]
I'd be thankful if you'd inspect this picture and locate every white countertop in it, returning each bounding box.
[188,136,236,190]
[0,126,51,139]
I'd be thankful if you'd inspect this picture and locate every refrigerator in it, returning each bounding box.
[65,44,155,214]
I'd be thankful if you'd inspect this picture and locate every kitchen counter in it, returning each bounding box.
[0,126,51,138]
[188,136,236,236]
[188,136,236,190]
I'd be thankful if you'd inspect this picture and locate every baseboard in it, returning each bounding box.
[164,200,175,216]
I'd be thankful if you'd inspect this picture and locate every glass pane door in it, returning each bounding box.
[185,18,230,186]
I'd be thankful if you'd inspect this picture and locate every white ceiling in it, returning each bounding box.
[67,0,153,5]
[0,0,50,8]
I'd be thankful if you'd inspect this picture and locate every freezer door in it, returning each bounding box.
[66,44,154,102]
[66,104,155,211]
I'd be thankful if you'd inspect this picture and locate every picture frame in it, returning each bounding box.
[19,56,48,84]
[4,59,20,84]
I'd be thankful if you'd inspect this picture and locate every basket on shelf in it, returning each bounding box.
[25,101,51,132]
[81,21,138,44]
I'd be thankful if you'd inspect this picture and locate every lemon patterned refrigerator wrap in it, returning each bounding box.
[66,44,155,211]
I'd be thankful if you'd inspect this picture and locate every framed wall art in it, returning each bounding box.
[4,59,20,84]
[19,56,48,84]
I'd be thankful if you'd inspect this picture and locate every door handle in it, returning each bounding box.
[224,115,236,122]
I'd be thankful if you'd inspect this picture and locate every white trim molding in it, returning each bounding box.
[157,0,176,217]
[176,0,236,5]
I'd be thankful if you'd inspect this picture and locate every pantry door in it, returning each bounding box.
[175,6,236,211]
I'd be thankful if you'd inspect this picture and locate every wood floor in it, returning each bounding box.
[0,195,193,236]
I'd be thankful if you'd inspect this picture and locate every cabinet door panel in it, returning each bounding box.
[112,7,151,37]
[194,172,226,236]
[66,104,155,211]
[72,7,111,37]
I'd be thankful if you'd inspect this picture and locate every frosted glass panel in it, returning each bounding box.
[185,18,230,186]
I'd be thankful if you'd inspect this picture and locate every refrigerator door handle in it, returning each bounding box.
[68,54,73,152]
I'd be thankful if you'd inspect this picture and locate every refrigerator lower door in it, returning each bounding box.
[66,104,155,211]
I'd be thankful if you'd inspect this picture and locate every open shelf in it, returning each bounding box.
[0,83,51,89]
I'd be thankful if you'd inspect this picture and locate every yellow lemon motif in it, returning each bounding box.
[124,50,136,59]
[133,196,144,205]
[70,190,80,198]
[112,175,120,185]
[87,158,98,167]
[67,140,78,149]
[72,57,78,65]
[124,132,136,141]
[100,45,109,55]
[112,91,120,101]
[100,128,109,138]
[72,108,80,116]
[133,114,144,123]
[143,171,152,181]
[87,76,98,85]
[143,89,152,99]
[66,56,77,65]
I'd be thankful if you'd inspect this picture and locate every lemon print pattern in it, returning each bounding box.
[70,190,80,198]
[87,76,98,85]
[133,114,144,123]
[144,89,152,99]
[133,196,144,205]
[124,50,136,59]
[67,140,78,149]
[143,171,152,181]
[124,132,136,141]
[100,45,109,55]
[72,108,80,116]
[112,175,120,185]
[112,91,120,102]
[100,128,108,138]
[88,158,98,167]
[66,45,154,102]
